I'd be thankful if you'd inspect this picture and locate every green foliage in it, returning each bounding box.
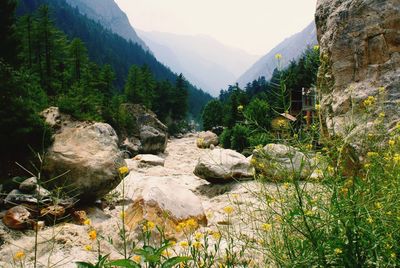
[57,83,103,121]
[243,98,272,130]
[201,99,224,131]
[206,47,320,153]
[230,124,251,153]
[0,0,19,64]
[219,128,232,149]
[16,0,212,120]
[0,62,49,153]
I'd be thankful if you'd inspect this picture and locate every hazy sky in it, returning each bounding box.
[114,0,317,55]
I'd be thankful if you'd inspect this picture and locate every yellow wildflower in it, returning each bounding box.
[250,158,257,166]
[212,231,221,240]
[176,222,186,232]
[313,45,320,51]
[194,232,203,241]
[237,105,244,112]
[185,218,198,230]
[378,86,385,94]
[391,252,397,259]
[378,112,385,118]
[193,241,202,249]
[315,104,321,110]
[118,166,129,176]
[223,206,234,215]
[169,240,176,246]
[283,182,290,190]
[231,193,239,199]
[327,166,335,174]
[275,53,282,60]
[388,139,395,147]
[84,245,92,251]
[88,230,97,240]
[341,187,349,195]
[334,248,343,255]
[258,162,265,169]
[83,218,91,226]
[305,210,314,216]
[143,221,155,232]
[162,250,171,257]
[363,96,376,107]
[179,241,189,248]
[393,154,400,164]
[133,255,141,263]
[261,223,272,232]
[120,211,125,219]
[367,152,378,158]
[13,251,25,261]
[364,163,371,169]
[375,202,382,209]
[367,217,373,224]
[305,144,313,150]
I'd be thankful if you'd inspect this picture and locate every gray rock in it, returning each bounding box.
[5,189,38,205]
[194,148,254,183]
[125,177,207,239]
[119,104,168,155]
[43,116,126,201]
[252,144,311,180]
[140,126,167,154]
[133,154,165,167]
[19,177,38,193]
[315,0,400,138]
[197,131,219,148]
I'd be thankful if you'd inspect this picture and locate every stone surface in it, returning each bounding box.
[196,131,219,148]
[194,148,254,183]
[5,189,38,205]
[125,177,207,239]
[2,206,31,230]
[315,0,400,137]
[43,117,126,201]
[133,154,165,167]
[252,144,311,180]
[19,177,38,193]
[120,104,168,155]
[139,126,167,154]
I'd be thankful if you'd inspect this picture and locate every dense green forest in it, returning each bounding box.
[0,0,210,177]
[16,0,212,121]
[202,47,320,153]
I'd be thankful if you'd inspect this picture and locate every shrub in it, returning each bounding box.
[230,124,250,153]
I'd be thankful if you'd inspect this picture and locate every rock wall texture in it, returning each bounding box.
[315,0,400,135]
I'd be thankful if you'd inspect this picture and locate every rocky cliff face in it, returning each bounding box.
[316,0,400,135]
[65,0,148,51]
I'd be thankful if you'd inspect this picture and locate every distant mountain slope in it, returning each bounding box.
[65,0,148,51]
[237,22,317,87]
[139,31,260,96]
[16,0,212,120]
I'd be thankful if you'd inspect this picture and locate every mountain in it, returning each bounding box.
[138,31,260,96]
[237,21,317,87]
[16,0,212,120]
[64,0,148,51]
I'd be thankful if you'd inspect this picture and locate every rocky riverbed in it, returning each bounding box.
[0,135,276,267]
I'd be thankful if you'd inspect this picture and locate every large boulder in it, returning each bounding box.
[125,178,207,239]
[194,148,254,183]
[315,0,400,136]
[196,131,219,148]
[252,144,312,180]
[120,104,168,155]
[41,108,126,201]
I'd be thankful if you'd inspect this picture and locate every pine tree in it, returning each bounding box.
[69,38,88,82]
[171,73,188,120]
[0,0,18,65]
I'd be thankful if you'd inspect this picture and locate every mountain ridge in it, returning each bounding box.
[237,21,317,87]
[65,0,148,50]
[138,30,260,96]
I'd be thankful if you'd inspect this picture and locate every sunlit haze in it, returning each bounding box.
[115,0,318,55]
